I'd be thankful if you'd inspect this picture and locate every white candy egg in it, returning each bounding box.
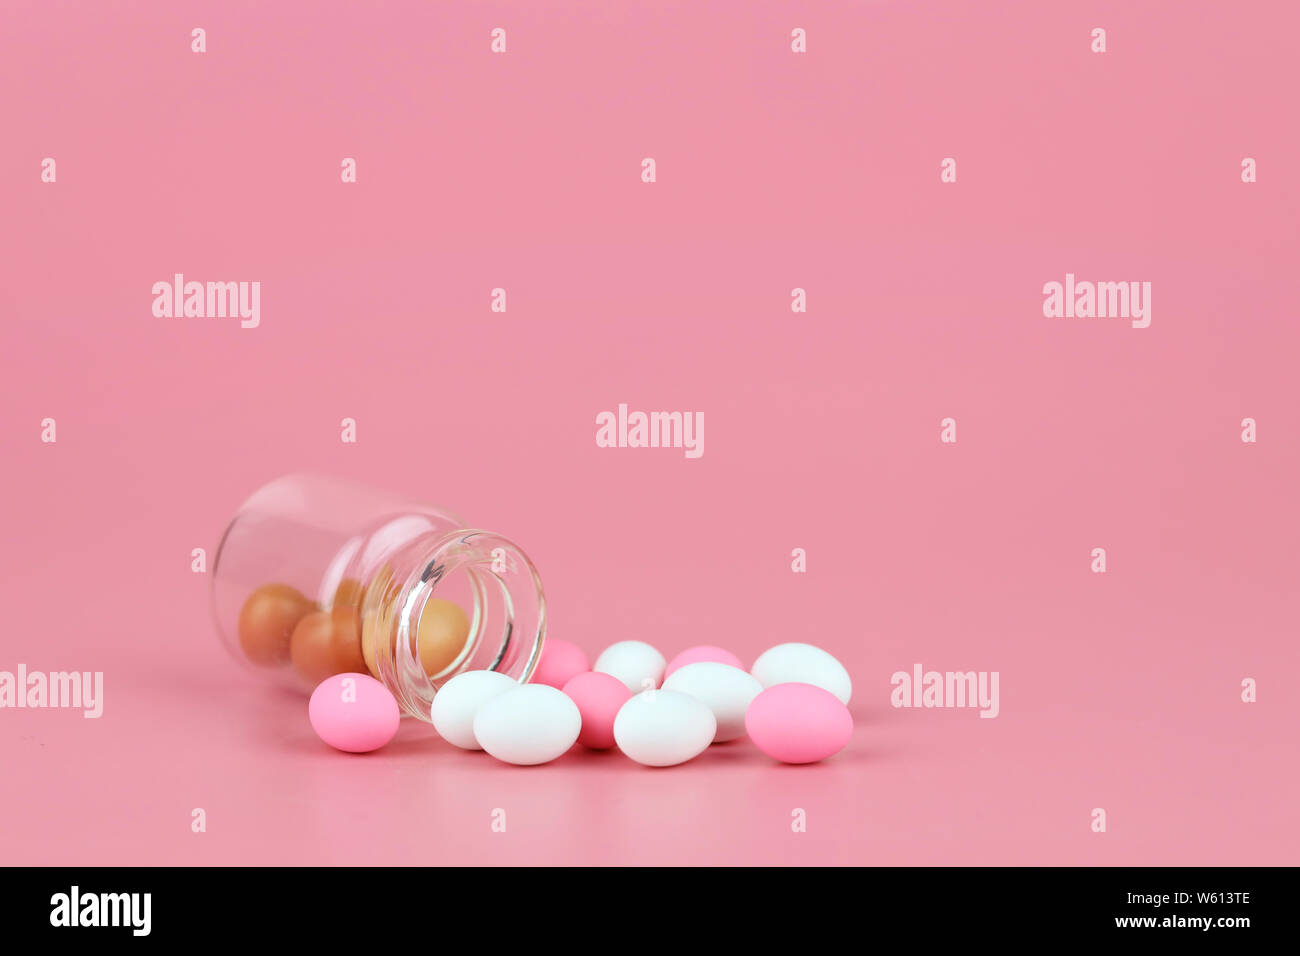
[430,670,518,750]
[613,689,717,767]
[472,684,582,765]
[750,642,852,704]
[662,661,763,742]
[594,640,667,691]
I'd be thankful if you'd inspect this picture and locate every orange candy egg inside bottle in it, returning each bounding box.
[239,577,474,686]
[289,607,368,684]
[415,598,471,677]
[237,584,316,667]
[359,572,471,681]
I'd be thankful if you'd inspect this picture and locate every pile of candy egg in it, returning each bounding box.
[307,637,855,767]
[236,579,475,686]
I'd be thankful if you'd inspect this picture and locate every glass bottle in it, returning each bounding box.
[210,474,545,720]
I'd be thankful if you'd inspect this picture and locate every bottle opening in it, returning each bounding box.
[367,529,546,721]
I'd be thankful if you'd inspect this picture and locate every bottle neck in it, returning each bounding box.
[363,529,546,720]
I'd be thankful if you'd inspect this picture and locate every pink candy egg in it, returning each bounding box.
[530,638,591,689]
[664,644,745,678]
[308,672,401,753]
[745,682,852,764]
[562,671,632,749]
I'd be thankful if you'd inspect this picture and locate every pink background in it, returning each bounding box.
[2,0,1298,865]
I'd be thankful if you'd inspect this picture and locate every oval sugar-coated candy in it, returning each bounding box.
[750,642,852,705]
[530,638,591,689]
[430,670,519,750]
[329,577,366,610]
[664,645,744,678]
[745,683,853,764]
[562,671,632,750]
[613,689,716,767]
[417,598,471,677]
[594,640,666,691]
[290,607,367,685]
[662,662,763,742]
[473,684,582,766]
[308,673,400,754]
[238,583,316,667]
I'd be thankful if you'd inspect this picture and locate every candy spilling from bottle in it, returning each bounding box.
[307,635,854,767]
[233,564,854,767]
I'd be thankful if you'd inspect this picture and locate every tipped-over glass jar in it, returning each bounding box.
[210,474,546,720]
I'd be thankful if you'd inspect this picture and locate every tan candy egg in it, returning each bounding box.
[417,598,471,677]
[237,583,316,667]
[290,607,368,684]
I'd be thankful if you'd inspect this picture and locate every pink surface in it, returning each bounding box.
[2,0,1298,865]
